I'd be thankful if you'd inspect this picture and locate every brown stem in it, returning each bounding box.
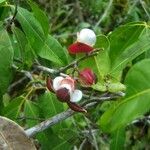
[58,49,101,73]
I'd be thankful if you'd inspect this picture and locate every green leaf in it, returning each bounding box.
[24,100,39,127]
[37,92,67,135]
[15,6,45,50]
[12,27,27,61]
[0,0,5,4]
[28,0,49,36]
[109,22,150,78]
[40,35,68,65]
[38,92,64,118]
[0,25,13,96]
[95,34,110,50]
[94,35,111,79]
[12,27,35,67]
[108,22,150,79]
[2,96,25,119]
[99,59,150,132]
[15,6,67,65]
[110,128,125,150]
[36,129,72,150]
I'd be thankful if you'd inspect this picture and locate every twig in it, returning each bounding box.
[11,0,18,22]
[35,65,68,77]
[81,129,99,135]
[35,65,57,74]
[51,9,73,32]
[84,117,99,150]
[140,0,150,20]
[58,49,101,73]
[12,64,33,80]
[5,0,18,29]
[8,76,27,93]
[79,138,87,150]
[8,65,34,93]
[35,49,101,76]
[94,0,113,29]
[75,0,84,22]
[25,109,74,137]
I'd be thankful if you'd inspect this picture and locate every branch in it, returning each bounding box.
[8,65,34,93]
[35,65,68,77]
[12,64,33,80]
[5,0,18,30]
[25,93,124,137]
[35,49,101,76]
[25,109,74,137]
[58,49,101,73]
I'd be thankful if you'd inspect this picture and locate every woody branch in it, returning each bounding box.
[25,92,124,137]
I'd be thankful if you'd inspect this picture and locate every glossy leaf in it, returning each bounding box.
[2,96,25,119]
[28,0,49,36]
[108,22,150,78]
[110,128,125,150]
[94,35,111,78]
[99,59,150,132]
[12,27,27,61]
[40,35,68,65]
[24,100,40,127]
[38,92,64,118]
[15,7,67,65]
[0,25,13,96]
[36,129,72,150]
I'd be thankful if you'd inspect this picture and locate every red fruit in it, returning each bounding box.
[46,77,55,93]
[56,88,70,102]
[68,42,93,54]
[79,68,96,86]
[67,101,87,113]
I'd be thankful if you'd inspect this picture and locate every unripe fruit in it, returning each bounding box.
[79,68,96,86]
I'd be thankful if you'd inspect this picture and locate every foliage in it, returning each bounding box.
[0,0,150,149]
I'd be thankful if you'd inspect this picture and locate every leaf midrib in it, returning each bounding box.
[114,88,150,112]
[18,9,63,65]
[110,39,150,73]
